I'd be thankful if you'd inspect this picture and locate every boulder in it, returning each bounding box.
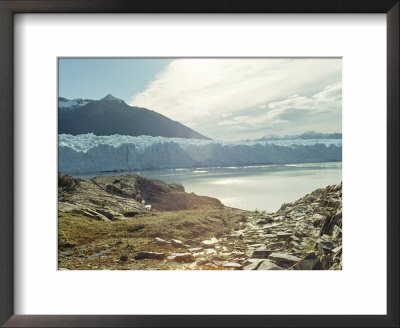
[134,251,166,260]
[293,252,322,270]
[174,253,195,263]
[257,259,282,270]
[134,175,224,211]
[58,173,80,191]
[315,238,334,253]
[268,253,301,266]
[243,259,264,270]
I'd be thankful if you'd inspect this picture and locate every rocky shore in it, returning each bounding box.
[59,173,223,220]
[58,173,342,270]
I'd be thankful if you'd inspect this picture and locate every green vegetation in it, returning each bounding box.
[58,208,245,270]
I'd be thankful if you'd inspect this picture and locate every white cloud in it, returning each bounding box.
[221,83,341,133]
[267,82,342,112]
[130,58,341,139]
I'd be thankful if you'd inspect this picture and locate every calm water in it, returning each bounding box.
[73,162,342,212]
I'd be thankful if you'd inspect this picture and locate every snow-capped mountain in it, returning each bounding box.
[258,131,342,141]
[58,94,210,140]
[58,97,93,111]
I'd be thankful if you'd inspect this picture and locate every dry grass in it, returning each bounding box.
[58,208,245,270]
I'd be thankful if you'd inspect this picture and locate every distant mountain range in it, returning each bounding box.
[58,94,211,140]
[256,131,342,141]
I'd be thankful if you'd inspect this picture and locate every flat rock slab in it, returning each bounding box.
[154,237,169,246]
[171,239,184,247]
[189,247,203,252]
[257,260,283,270]
[251,246,273,259]
[277,232,292,241]
[134,251,166,260]
[246,243,265,248]
[268,253,301,266]
[243,259,264,270]
[222,262,243,270]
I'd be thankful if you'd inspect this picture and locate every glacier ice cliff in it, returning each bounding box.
[59,134,342,174]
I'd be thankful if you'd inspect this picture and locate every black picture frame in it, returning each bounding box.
[0,1,398,327]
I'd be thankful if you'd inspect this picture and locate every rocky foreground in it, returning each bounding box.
[58,173,342,270]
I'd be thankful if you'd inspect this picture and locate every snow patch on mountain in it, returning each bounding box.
[58,97,92,110]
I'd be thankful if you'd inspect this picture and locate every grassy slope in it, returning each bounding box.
[58,208,247,270]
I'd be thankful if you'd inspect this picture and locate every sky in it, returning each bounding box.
[59,58,341,141]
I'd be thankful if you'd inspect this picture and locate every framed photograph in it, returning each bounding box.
[0,0,398,327]
[57,57,343,272]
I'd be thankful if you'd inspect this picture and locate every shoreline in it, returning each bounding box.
[63,160,342,177]
[63,162,342,212]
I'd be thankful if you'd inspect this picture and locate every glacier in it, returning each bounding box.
[59,133,342,174]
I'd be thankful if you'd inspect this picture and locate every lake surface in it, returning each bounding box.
[73,162,342,212]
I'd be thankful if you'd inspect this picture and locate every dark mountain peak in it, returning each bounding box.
[59,95,211,140]
[100,94,125,103]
